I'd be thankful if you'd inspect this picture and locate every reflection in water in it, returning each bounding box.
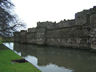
[25,55,72,72]
[25,55,38,66]
[39,64,72,72]
[3,43,21,56]
[3,42,14,50]
[4,43,96,72]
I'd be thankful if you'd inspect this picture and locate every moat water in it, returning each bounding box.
[4,42,96,72]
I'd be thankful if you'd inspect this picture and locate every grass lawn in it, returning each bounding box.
[0,44,41,72]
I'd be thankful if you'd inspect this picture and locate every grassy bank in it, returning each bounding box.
[0,44,41,72]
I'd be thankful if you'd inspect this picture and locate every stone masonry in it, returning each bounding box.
[14,6,96,49]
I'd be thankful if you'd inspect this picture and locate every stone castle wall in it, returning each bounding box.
[14,6,96,49]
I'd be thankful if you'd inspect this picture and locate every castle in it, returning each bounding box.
[14,6,96,50]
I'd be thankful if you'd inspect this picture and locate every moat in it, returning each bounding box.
[4,43,96,72]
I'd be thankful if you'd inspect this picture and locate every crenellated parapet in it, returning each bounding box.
[75,6,96,26]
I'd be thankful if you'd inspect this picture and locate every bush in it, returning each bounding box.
[0,37,3,44]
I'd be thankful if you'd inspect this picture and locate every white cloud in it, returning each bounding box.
[12,0,96,28]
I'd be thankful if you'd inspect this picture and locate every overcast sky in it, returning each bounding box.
[12,0,96,29]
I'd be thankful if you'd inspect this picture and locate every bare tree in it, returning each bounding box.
[0,0,25,37]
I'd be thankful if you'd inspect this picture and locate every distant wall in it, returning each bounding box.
[14,6,96,50]
[45,26,90,48]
